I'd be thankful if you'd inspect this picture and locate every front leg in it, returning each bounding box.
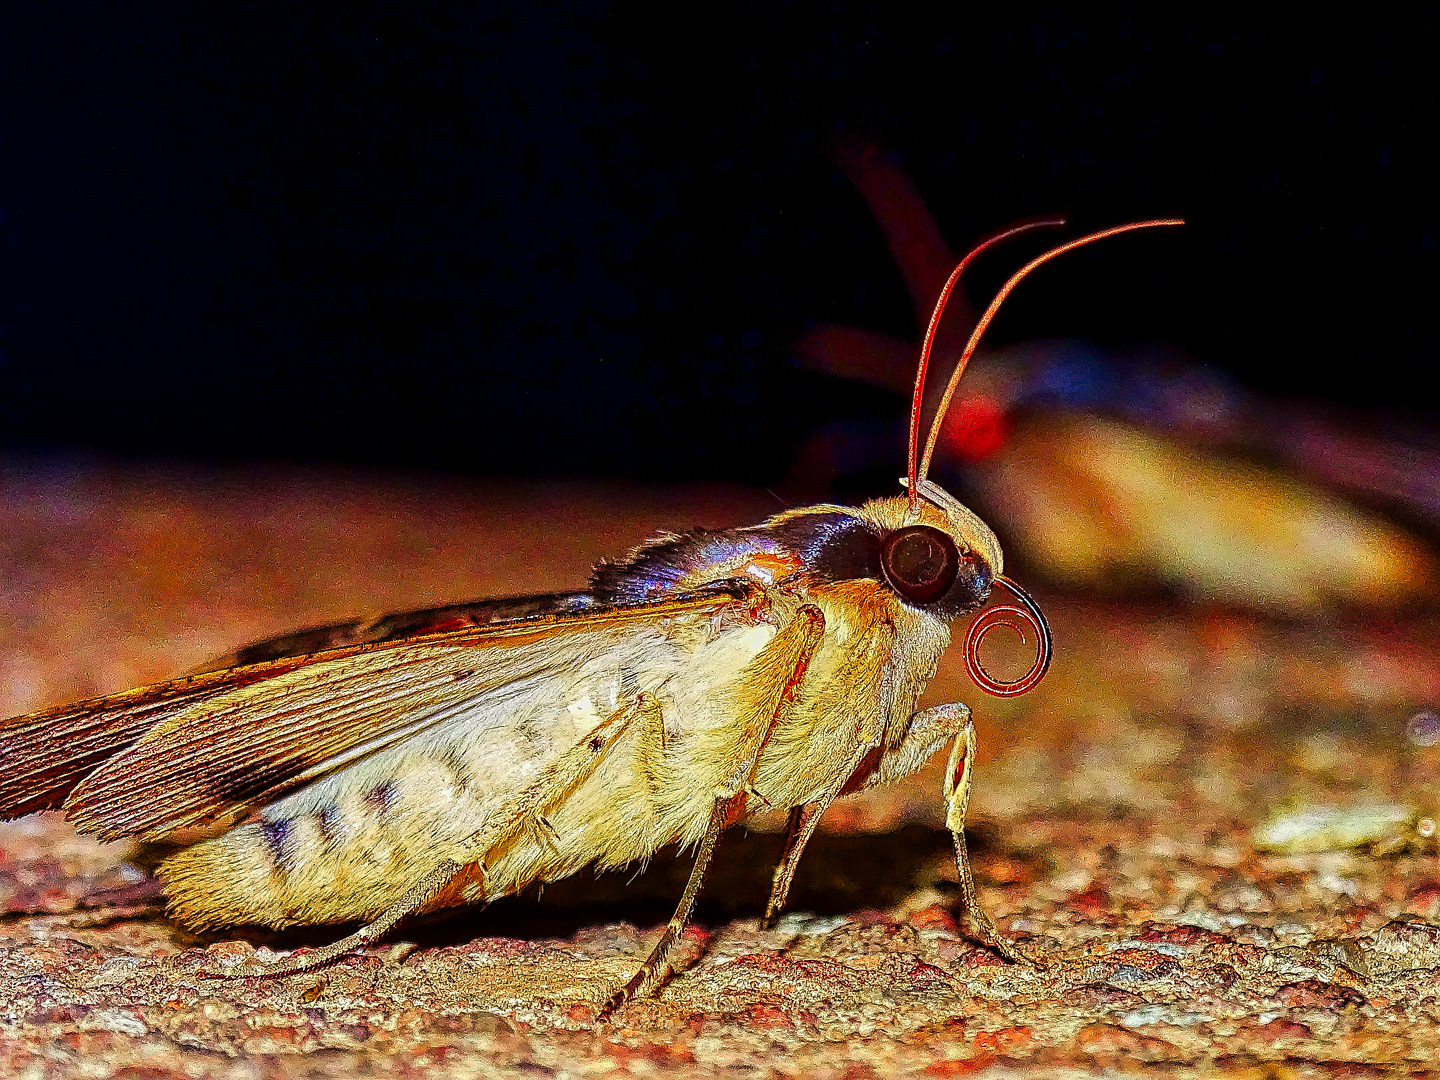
[882,703,1026,961]
[941,716,1025,963]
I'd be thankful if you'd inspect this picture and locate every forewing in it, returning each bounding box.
[194,591,594,672]
[57,582,757,842]
[0,654,332,818]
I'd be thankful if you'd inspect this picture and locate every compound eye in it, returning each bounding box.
[879,525,960,605]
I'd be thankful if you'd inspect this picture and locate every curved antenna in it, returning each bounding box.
[906,218,1067,512]
[964,575,1052,697]
[917,218,1185,485]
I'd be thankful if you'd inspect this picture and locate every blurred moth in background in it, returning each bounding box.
[0,219,1177,1016]
[795,136,1436,615]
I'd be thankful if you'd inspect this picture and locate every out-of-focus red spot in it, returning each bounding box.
[941,396,1010,461]
[563,1002,595,1024]
[421,616,478,633]
[1136,921,1230,947]
[908,905,958,935]
[1406,880,1440,913]
[1253,1017,1312,1041]
[600,1040,698,1065]
[1275,978,1367,1009]
[924,1060,993,1076]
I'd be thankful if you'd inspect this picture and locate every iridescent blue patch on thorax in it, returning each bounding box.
[592,528,788,605]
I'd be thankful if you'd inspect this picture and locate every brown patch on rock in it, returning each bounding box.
[1135,921,1232,948]
[1073,1022,1179,1063]
[1275,978,1368,1009]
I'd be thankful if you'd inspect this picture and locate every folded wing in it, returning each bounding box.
[1,583,757,842]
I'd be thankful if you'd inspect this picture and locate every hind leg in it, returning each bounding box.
[597,793,736,1020]
[600,605,828,1017]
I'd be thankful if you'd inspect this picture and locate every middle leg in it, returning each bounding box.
[760,703,973,927]
[597,793,737,1020]
[602,604,829,1015]
[758,700,1021,962]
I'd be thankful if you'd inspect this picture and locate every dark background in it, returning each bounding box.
[1,4,1435,483]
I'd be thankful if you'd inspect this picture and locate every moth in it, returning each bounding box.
[0,217,1179,1015]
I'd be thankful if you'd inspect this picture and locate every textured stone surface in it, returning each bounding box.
[3,459,1439,1077]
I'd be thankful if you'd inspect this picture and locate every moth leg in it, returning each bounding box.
[600,611,825,1017]
[598,794,736,1021]
[759,690,937,930]
[716,604,825,800]
[943,718,1026,964]
[760,704,989,934]
[843,701,1025,960]
[757,730,886,928]
[739,607,835,927]
[760,802,823,929]
[203,695,651,980]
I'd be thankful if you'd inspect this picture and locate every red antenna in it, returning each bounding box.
[906,219,1066,512]
[916,218,1186,486]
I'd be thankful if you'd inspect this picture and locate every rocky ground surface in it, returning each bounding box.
[3,459,1440,1078]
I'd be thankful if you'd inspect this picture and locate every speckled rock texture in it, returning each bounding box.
[3,459,1439,1077]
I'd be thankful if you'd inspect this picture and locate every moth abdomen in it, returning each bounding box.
[160,749,501,929]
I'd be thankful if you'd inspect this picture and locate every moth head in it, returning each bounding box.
[854,479,1000,619]
[768,488,1050,696]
